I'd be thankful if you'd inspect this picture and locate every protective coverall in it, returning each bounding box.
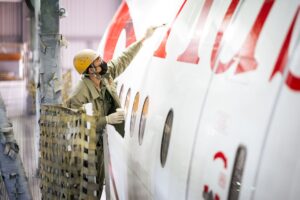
[65,40,143,197]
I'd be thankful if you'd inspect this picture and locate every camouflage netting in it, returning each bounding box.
[39,105,100,200]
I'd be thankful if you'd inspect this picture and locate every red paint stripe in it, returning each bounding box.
[154,0,187,58]
[204,184,209,193]
[213,151,227,169]
[270,7,300,91]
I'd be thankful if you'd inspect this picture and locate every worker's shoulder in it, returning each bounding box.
[70,78,89,94]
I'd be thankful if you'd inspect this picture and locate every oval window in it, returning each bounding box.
[228,145,247,200]
[160,109,174,167]
[138,97,149,145]
[130,92,140,137]
[118,84,124,102]
[124,89,131,120]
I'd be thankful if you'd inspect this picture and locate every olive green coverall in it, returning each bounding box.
[65,40,143,197]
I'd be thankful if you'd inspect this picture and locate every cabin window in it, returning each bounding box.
[124,88,131,120]
[228,145,247,200]
[130,92,140,137]
[118,84,124,102]
[138,97,149,145]
[160,109,174,167]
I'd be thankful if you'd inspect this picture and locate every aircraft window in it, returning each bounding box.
[160,109,174,167]
[118,84,124,102]
[138,97,149,145]
[124,88,131,120]
[130,92,140,137]
[228,145,247,200]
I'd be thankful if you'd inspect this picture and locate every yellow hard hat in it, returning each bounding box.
[73,49,99,74]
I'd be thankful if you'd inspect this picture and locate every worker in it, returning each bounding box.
[65,26,159,198]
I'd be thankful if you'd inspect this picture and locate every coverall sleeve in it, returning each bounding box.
[65,94,84,109]
[108,40,143,79]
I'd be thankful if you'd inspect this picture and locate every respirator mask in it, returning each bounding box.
[88,60,108,79]
[99,61,108,75]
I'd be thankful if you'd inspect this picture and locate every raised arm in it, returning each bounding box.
[108,26,162,79]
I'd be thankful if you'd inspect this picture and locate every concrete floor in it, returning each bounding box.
[11,115,41,200]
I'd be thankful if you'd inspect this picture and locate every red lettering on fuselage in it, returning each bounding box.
[211,0,240,69]
[176,0,214,64]
[103,1,136,61]
[270,7,300,91]
[215,0,275,74]
[103,0,300,92]
[153,0,187,58]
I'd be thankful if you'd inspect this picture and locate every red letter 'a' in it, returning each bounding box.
[215,0,275,74]
[153,0,187,58]
[270,7,300,91]
[177,0,214,64]
[103,1,136,61]
[211,0,240,69]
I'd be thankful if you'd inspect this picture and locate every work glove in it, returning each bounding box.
[106,108,125,124]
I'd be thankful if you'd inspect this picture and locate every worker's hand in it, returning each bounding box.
[106,109,125,124]
[142,24,166,42]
